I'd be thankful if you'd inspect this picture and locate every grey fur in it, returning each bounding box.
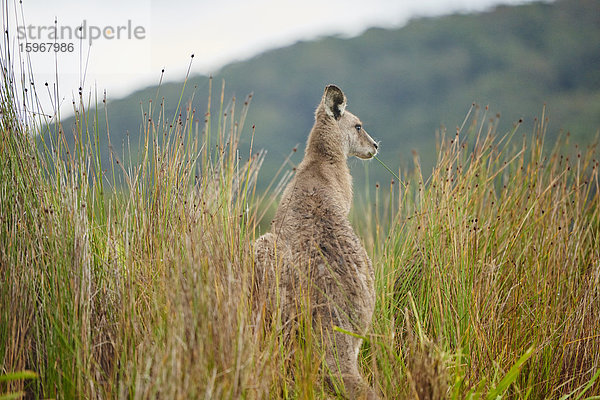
[254,85,379,399]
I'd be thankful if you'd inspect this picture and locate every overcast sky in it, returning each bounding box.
[5,0,545,117]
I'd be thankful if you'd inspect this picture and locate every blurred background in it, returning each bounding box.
[7,0,600,187]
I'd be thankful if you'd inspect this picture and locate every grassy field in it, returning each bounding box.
[2,44,600,400]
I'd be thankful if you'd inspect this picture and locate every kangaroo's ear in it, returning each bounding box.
[323,85,346,120]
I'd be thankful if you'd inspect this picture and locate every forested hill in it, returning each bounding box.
[60,0,600,185]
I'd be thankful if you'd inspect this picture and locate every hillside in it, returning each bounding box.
[59,0,600,186]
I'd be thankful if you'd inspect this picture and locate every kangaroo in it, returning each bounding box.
[254,85,379,399]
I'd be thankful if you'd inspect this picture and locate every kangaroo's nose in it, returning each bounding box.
[373,142,378,149]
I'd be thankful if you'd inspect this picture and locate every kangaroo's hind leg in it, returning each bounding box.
[323,326,379,400]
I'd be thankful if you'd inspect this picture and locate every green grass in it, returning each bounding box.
[1,33,599,400]
[357,106,600,398]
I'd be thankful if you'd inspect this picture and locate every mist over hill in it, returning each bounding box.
[60,0,600,188]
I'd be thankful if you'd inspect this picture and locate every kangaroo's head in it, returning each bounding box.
[321,84,378,160]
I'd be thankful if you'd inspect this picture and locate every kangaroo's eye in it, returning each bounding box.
[355,124,362,132]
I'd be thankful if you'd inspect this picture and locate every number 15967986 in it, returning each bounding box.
[20,42,74,52]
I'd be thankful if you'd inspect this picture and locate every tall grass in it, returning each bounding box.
[1,26,599,400]
[1,44,270,397]
[359,106,600,398]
